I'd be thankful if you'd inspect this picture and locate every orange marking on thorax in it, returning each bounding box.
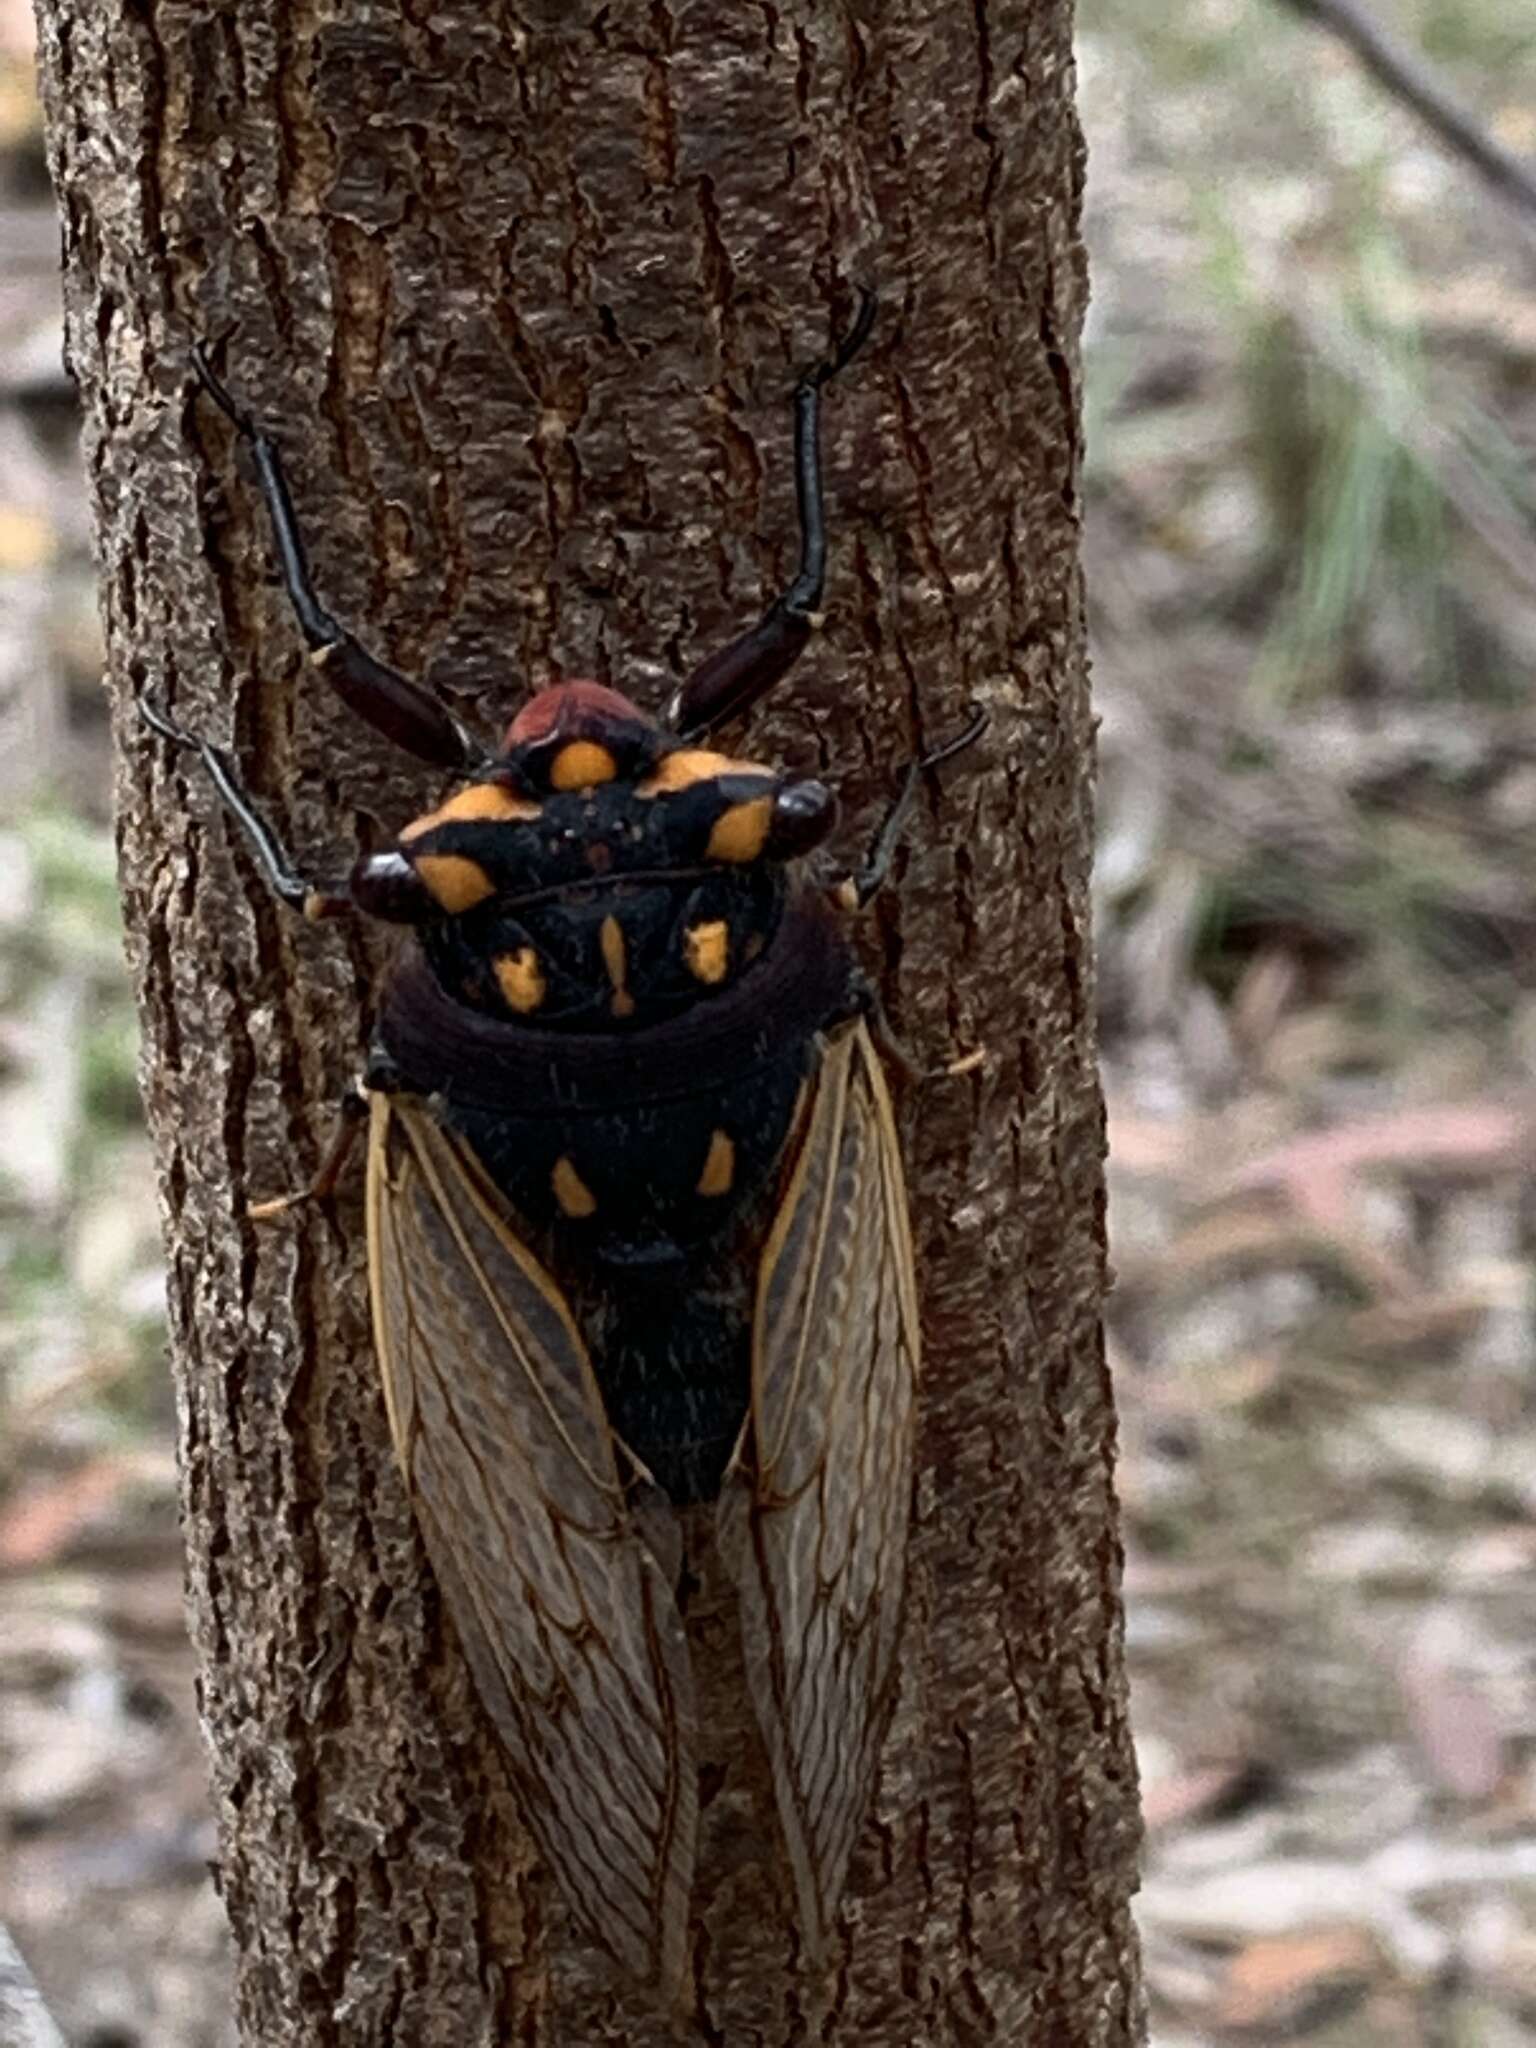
[494,947,547,1013]
[706,795,773,863]
[415,853,497,913]
[637,747,770,796]
[550,740,618,791]
[600,915,635,1018]
[399,783,541,842]
[684,920,730,984]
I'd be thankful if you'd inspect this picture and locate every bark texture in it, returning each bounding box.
[33,3,1141,2041]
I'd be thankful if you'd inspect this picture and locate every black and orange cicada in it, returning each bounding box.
[142,293,980,1989]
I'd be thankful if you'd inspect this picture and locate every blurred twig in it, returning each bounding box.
[1283,289,1536,600]
[1276,0,1536,234]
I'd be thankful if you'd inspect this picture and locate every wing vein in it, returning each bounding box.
[726,1021,918,1956]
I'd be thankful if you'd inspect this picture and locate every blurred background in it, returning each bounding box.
[2,2,1534,2040]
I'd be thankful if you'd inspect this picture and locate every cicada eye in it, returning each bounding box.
[349,850,444,923]
[765,779,838,861]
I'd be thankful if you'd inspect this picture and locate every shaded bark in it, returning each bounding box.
[33,3,1141,2040]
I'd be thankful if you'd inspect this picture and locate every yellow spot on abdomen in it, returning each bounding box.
[415,853,497,913]
[696,1130,735,1198]
[600,914,635,1018]
[550,740,618,791]
[684,919,730,985]
[706,795,773,864]
[494,947,546,1013]
[400,783,541,841]
[552,1157,598,1218]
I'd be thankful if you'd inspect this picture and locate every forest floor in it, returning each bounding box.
[2,3,1535,2043]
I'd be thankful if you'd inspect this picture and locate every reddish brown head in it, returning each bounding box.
[501,680,670,796]
[504,680,654,752]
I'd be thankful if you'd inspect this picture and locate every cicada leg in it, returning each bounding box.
[245,1053,405,1221]
[140,696,442,925]
[834,704,990,1081]
[835,703,989,912]
[191,343,492,774]
[667,288,878,738]
[139,695,352,919]
[247,1086,371,1222]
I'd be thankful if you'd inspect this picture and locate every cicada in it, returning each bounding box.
[142,293,980,1989]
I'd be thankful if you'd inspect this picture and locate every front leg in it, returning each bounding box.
[140,696,351,918]
[192,344,492,774]
[667,288,878,739]
[140,700,404,1217]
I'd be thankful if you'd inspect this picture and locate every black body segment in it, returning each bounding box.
[144,296,985,1988]
[377,894,855,1502]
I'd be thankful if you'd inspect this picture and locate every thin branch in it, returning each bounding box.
[1275,0,1536,228]
[1281,288,1536,600]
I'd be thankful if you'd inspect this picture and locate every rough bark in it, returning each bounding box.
[33,3,1141,2041]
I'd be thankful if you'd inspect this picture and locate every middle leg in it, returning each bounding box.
[835,704,989,912]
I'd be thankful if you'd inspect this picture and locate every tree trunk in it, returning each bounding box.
[33,4,1141,2041]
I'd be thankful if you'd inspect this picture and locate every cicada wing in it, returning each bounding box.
[365,1094,697,1989]
[720,1018,921,1955]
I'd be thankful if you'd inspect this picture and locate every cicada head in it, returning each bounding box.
[497,677,840,867]
[350,678,839,1030]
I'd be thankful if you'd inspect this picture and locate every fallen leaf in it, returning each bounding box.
[0,1458,136,1570]
[1227,1102,1532,1220]
[1212,1926,1379,2031]
[1398,1654,1505,1802]
[1337,1291,1485,1357]
[1143,1759,1270,1834]
[1230,944,1305,1055]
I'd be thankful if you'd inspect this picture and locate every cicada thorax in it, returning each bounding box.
[373,680,836,1031]
[368,679,858,1501]
[401,778,788,1032]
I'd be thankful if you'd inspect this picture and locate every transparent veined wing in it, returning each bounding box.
[366,1094,697,1989]
[720,1018,921,1954]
